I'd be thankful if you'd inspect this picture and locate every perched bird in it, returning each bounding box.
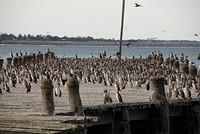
[20,51,23,56]
[114,81,120,92]
[116,91,123,103]
[134,3,142,7]
[183,84,191,100]
[5,83,11,93]
[55,86,62,97]
[10,51,13,58]
[103,89,112,104]
[0,87,2,95]
[178,88,186,100]
[26,83,31,93]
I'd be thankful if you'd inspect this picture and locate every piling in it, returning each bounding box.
[66,76,83,114]
[148,76,170,134]
[173,60,179,72]
[0,59,3,69]
[40,79,55,115]
[180,63,189,74]
[6,57,12,67]
[189,64,197,79]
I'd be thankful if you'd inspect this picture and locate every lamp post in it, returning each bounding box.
[119,0,126,60]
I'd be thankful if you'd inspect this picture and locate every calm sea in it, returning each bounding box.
[0,44,200,65]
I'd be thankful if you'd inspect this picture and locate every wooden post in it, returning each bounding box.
[189,64,197,80]
[148,76,170,134]
[6,57,12,67]
[180,63,189,74]
[0,59,3,70]
[67,76,83,114]
[173,60,179,72]
[40,79,55,115]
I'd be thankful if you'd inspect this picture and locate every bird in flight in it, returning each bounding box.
[134,3,142,7]
[126,42,131,48]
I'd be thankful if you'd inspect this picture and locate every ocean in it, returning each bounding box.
[0,44,200,65]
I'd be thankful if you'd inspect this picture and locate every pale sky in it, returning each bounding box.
[0,0,200,40]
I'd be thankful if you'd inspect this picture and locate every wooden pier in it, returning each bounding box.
[0,99,200,134]
[0,81,200,134]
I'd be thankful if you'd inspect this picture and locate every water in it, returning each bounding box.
[0,44,200,65]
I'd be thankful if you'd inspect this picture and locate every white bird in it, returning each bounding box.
[55,86,62,97]
[114,81,120,92]
[183,84,191,99]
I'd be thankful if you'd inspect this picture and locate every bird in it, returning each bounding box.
[178,88,186,100]
[0,87,2,95]
[55,86,62,97]
[26,83,31,93]
[183,84,191,100]
[194,33,199,37]
[126,42,131,48]
[103,89,112,104]
[20,51,23,56]
[134,3,142,7]
[114,81,120,92]
[10,51,13,58]
[116,91,123,103]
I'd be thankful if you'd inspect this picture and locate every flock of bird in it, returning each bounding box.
[0,50,200,104]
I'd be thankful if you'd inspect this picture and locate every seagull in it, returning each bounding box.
[134,3,142,7]
[10,51,13,58]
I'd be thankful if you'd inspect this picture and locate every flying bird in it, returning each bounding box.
[134,3,142,7]
[126,42,131,48]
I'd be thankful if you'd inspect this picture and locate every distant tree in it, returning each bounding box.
[27,34,31,40]
[17,34,23,40]
[22,34,27,40]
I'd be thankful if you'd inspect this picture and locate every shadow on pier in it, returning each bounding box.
[82,99,200,134]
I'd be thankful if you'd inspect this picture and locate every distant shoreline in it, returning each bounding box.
[0,40,200,47]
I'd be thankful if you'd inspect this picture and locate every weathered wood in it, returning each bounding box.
[41,79,55,115]
[67,76,83,114]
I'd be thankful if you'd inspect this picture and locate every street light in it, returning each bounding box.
[119,0,126,61]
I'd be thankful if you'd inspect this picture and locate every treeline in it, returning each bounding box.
[0,33,115,42]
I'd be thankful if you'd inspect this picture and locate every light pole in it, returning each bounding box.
[119,0,126,60]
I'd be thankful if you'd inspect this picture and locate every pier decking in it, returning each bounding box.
[0,81,200,134]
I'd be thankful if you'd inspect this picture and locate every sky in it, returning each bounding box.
[0,0,200,40]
